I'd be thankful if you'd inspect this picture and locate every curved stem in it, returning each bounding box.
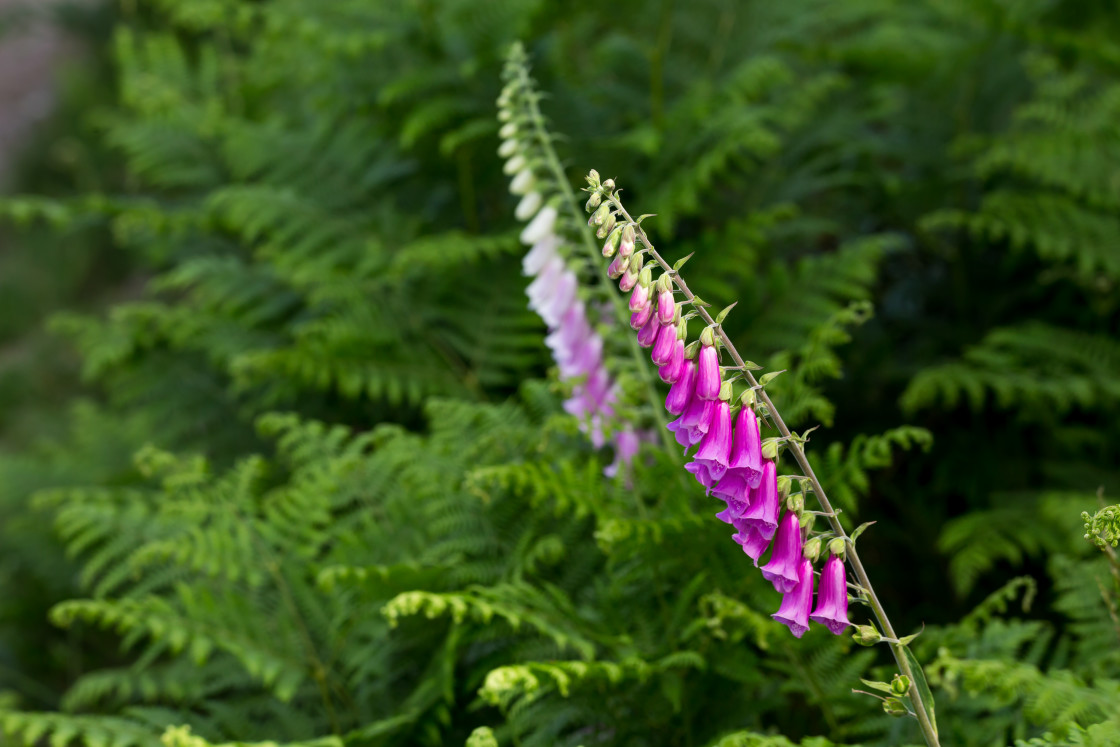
[606,194,941,747]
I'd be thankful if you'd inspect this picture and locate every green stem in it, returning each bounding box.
[606,193,941,747]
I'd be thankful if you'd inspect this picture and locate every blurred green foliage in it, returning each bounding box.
[0,0,1117,746]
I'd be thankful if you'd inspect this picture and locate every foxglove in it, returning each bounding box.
[810,552,852,635]
[696,339,721,400]
[665,359,696,415]
[772,559,814,638]
[737,459,780,539]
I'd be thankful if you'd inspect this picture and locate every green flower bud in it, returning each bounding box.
[499,122,517,139]
[683,340,701,360]
[602,226,622,257]
[852,625,882,646]
[638,266,653,289]
[586,169,601,188]
[601,178,616,194]
[585,192,602,213]
[761,439,779,460]
[803,536,823,562]
[719,380,733,401]
[498,108,513,122]
[828,537,846,559]
[656,273,674,294]
[699,326,716,347]
[739,389,756,407]
[498,138,519,158]
[890,674,911,696]
[883,698,907,717]
[589,203,610,227]
[786,492,804,514]
[619,224,636,257]
[596,213,617,239]
[503,154,525,175]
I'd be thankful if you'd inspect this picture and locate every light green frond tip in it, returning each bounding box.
[465,727,499,747]
[1082,503,1120,548]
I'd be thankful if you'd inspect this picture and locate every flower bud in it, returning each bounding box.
[761,439,779,461]
[629,281,650,312]
[882,698,908,717]
[630,303,653,330]
[619,224,636,257]
[803,536,822,562]
[699,326,716,347]
[586,169,601,188]
[827,537,846,558]
[602,226,622,257]
[589,203,609,227]
[607,253,630,279]
[510,169,535,196]
[786,492,804,514]
[585,192,602,213]
[719,380,733,401]
[503,154,525,175]
[852,625,882,646]
[601,178,615,193]
[498,138,519,158]
[619,262,640,292]
[497,108,513,122]
[890,675,911,696]
[514,191,542,221]
[638,266,653,289]
[499,121,517,139]
[595,213,616,239]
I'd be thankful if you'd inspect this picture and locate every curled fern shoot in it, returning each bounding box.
[581,169,942,747]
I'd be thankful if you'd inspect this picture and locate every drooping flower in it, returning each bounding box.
[619,263,640,292]
[520,204,557,245]
[656,288,675,325]
[631,304,653,330]
[810,553,851,635]
[727,405,763,488]
[605,428,642,478]
[667,393,715,448]
[762,509,804,594]
[736,459,779,538]
[732,523,772,565]
[693,398,732,482]
[515,191,542,221]
[522,234,560,276]
[696,341,721,400]
[510,167,534,195]
[772,558,814,638]
[629,282,650,312]
[685,461,717,492]
[658,338,684,383]
[651,321,676,365]
[607,253,628,279]
[712,469,752,507]
[636,311,661,348]
[665,359,696,415]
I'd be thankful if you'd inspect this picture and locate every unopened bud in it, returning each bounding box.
[601,178,616,193]
[498,139,519,158]
[739,389,756,407]
[589,203,609,227]
[883,698,908,717]
[497,108,513,122]
[699,326,716,347]
[638,266,653,289]
[786,492,804,514]
[607,253,630,279]
[762,438,779,461]
[619,224,636,257]
[852,625,882,646]
[596,213,616,239]
[510,168,534,196]
[503,154,525,175]
[499,122,517,139]
[602,226,622,257]
[828,537,846,558]
[586,169,601,187]
[803,536,822,562]
[890,675,911,696]
[619,263,640,292]
[683,340,701,360]
[719,380,733,401]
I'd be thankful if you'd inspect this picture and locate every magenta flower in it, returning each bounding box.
[762,509,804,594]
[736,459,779,539]
[619,264,640,292]
[694,399,732,482]
[727,406,763,488]
[522,235,559,276]
[712,469,752,506]
[607,254,627,279]
[810,553,851,635]
[658,338,684,383]
[651,322,676,365]
[631,303,653,330]
[696,342,721,400]
[605,428,642,478]
[656,289,675,325]
[685,460,717,492]
[732,524,772,565]
[772,558,814,638]
[665,359,696,415]
[629,282,650,312]
[636,312,661,348]
[667,394,715,448]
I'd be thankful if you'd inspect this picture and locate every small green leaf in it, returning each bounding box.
[715,302,737,324]
[859,678,895,695]
[636,213,657,224]
[758,370,785,386]
[738,361,762,370]
[898,624,924,646]
[690,295,711,308]
[850,521,876,543]
[672,252,694,272]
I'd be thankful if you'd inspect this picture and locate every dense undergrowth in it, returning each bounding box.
[0,1,1117,745]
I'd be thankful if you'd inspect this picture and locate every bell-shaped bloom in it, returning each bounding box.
[727,406,763,488]
[736,459,779,538]
[693,400,732,481]
[665,360,696,415]
[522,235,560,276]
[651,322,676,365]
[696,343,721,400]
[810,554,851,635]
[667,394,714,447]
[636,312,661,348]
[712,470,752,507]
[732,524,772,566]
[520,205,557,245]
[772,559,814,638]
[658,339,684,383]
[685,461,717,492]
[630,304,653,330]
[762,510,804,594]
[629,283,650,312]
[656,290,675,325]
[515,191,542,221]
[557,335,602,379]
[535,270,577,327]
[605,429,642,478]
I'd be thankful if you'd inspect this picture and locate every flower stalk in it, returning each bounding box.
[586,173,941,747]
